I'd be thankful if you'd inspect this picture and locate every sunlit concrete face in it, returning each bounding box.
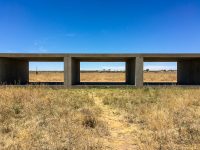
[1,53,200,87]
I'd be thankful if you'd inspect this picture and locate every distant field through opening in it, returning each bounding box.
[29,62,64,84]
[80,62,125,83]
[144,62,177,85]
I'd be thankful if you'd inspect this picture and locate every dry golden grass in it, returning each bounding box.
[29,71,177,82]
[0,87,199,149]
[1,72,200,149]
[81,72,125,82]
[0,87,107,149]
[29,72,64,82]
[144,71,176,82]
[97,88,200,149]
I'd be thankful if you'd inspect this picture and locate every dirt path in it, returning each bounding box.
[90,92,140,150]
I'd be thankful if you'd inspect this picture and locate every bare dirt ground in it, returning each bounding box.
[90,92,140,150]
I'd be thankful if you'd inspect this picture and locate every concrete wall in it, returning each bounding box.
[135,57,144,87]
[125,57,144,86]
[64,57,80,87]
[71,58,80,85]
[0,58,29,84]
[64,56,72,87]
[177,60,200,85]
[126,58,135,85]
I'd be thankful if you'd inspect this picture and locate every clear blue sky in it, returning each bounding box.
[0,0,200,70]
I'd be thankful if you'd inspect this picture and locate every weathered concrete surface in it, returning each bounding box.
[64,56,71,87]
[0,58,29,84]
[1,53,200,63]
[64,57,80,87]
[126,58,135,85]
[177,60,200,85]
[135,57,144,87]
[71,58,80,85]
[1,53,200,62]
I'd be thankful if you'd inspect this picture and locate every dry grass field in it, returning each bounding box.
[29,71,177,82]
[1,72,200,150]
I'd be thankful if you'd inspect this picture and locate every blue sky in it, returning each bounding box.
[0,0,200,70]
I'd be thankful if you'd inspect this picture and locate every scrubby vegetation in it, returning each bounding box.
[99,87,200,149]
[0,87,107,149]
[0,87,200,149]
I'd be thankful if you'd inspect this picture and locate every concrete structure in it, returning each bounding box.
[0,53,200,87]
[177,60,200,85]
[0,58,29,84]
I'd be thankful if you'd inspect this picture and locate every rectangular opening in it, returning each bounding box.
[80,62,125,84]
[144,62,177,85]
[29,62,64,85]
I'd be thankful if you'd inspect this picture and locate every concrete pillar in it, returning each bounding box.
[64,56,71,87]
[0,58,29,84]
[126,58,135,85]
[64,57,80,87]
[135,57,143,87]
[177,60,200,85]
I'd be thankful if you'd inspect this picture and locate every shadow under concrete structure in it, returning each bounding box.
[0,58,29,84]
[1,53,200,87]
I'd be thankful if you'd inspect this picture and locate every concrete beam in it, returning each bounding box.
[177,60,200,85]
[0,58,29,84]
[126,58,135,85]
[135,57,144,87]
